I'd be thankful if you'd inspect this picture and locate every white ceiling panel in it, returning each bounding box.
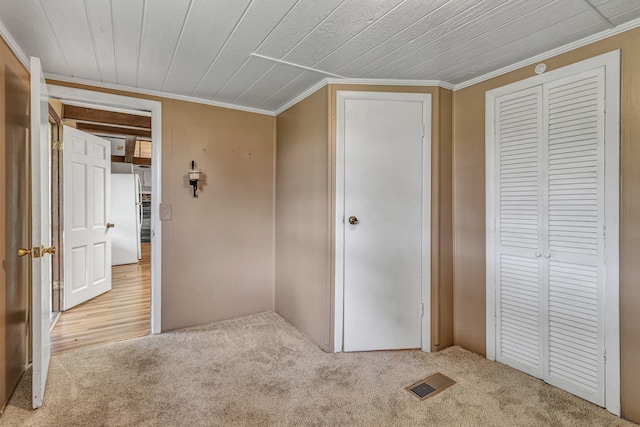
[234,64,309,107]
[111,0,144,87]
[445,11,602,83]
[0,0,69,75]
[312,0,451,74]
[39,0,100,80]
[136,0,191,91]
[83,0,117,83]
[1,0,639,113]
[353,0,514,78]
[258,71,325,111]
[331,0,500,77]
[191,0,299,99]
[214,57,274,104]
[161,0,251,95]
[388,0,585,80]
[257,0,345,59]
[279,0,405,67]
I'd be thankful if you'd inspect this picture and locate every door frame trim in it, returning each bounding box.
[334,91,432,352]
[47,85,163,335]
[485,50,620,415]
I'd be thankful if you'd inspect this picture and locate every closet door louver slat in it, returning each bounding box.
[495,87,544,378]
[543,69,606,406]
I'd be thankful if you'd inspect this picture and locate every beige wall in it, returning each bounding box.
[275,84,454,352]
[275,87,332,351]
[453,27,640,422]
[48,81,277,332]
[0,38,30,411]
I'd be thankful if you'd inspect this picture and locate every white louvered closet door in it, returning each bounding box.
[494,86,545,379]
[493,66,607,407]
[542,68,606,406]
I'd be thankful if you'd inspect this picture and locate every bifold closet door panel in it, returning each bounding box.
[494,86,545,379]
[543,68,606,406]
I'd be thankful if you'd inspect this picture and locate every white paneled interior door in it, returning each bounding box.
[63,126,112,310]
[338,92,430,352]
[487,52,619,411]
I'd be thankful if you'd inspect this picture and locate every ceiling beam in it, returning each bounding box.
[111,155,152,166]
[62,104,151,129]
[124,136,137,163]
[76,122,152,139]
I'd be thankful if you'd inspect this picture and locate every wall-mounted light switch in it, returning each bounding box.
[160,204,172,221]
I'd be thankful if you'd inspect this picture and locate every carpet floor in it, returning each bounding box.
[0,311,633,426]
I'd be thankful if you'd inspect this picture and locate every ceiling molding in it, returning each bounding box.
[0,20,30,71]
[326,78,455,91]
[273,78,329,116]
[45,73,276,116]
[274,78,453,115]
[454,16,640,91]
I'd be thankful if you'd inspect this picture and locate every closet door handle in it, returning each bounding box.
[534,251,541,258]
[544,253,551,259]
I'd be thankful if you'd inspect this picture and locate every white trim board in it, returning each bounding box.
[334,91,432,353]
[45,73,275,117]
[0,19,29,70]
[48,84,163,335]
[484,50,621,416]
[274,78,451,115]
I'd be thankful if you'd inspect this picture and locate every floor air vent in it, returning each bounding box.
[406,373,456,400]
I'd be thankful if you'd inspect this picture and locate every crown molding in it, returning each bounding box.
[273,78,329,115]
[326,78,454,90]
[454,16,640,90]
[44,73,276,116]
[274,78,453,115]
[0,20,30,71]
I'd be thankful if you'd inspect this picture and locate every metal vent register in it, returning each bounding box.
[406,373,456,400]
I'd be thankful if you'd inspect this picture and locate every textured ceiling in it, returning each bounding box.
[1,0,639,113]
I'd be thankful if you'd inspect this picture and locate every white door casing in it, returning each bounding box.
[30,56,51,409]
[62,126,112,310]
[47,85,162,334]
[486,51,620,414]
[335,91,431,352]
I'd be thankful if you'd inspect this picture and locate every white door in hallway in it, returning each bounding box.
[63,126,112,310]
[30,56,52,409]
[339,92,430,352]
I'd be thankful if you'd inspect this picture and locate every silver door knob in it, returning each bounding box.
[348,216,359,225]
[534,251,541,258]
[544,253,551,258]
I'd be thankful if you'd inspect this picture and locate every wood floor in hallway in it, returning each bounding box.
[51,243,151,354]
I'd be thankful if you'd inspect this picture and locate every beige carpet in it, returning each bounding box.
[0,312,633,426]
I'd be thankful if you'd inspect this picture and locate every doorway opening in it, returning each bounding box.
[46,86,162,354]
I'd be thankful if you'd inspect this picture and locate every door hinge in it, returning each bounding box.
[603,349,607,364]
[53,280,63,291]
[52,140,63,151]
[422,124,425,137]
[603,224,606,239]
[420,302,424,317]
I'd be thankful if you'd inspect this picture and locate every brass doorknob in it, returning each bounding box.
[42,246,56,255]
[17,248,32,257]
[348,216,359,225]
[106,223,115,229]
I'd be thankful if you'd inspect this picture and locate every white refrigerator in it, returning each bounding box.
[111,174,142,265]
